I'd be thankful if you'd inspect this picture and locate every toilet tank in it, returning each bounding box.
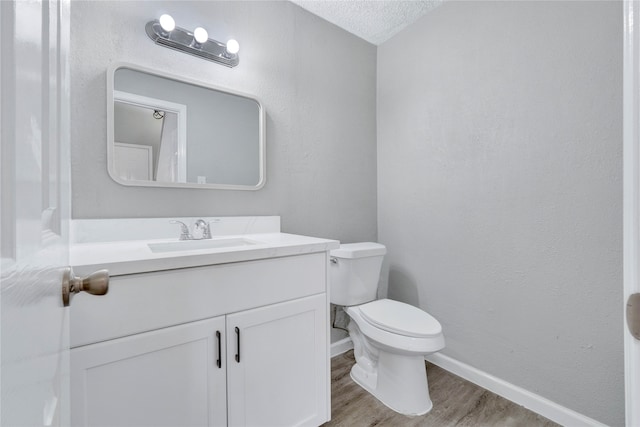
[329,242,386,306]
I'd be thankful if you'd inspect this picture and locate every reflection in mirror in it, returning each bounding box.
[114,91,187,182]
[107,64,265,190]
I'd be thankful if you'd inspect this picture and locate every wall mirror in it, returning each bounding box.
[107,63,265,190]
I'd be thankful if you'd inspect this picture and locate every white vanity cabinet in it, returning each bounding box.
[70,252,330,427]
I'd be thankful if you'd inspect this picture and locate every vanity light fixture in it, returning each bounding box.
[145,14,239,67]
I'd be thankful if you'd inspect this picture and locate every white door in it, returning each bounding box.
[0,0,71,425]
[226,294,328,427]
[113,142,153,180]
[624,1,640,425]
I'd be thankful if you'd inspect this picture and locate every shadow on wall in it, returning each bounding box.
[387,266,421,307]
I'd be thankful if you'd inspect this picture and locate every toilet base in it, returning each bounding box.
[350,350,433,416]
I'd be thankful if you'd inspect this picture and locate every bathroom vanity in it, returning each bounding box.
[69,217,338,427]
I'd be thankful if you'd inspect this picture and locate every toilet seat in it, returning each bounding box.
[345,302,444,354]
[358,299,442,338]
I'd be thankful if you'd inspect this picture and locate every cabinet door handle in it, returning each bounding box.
[235,326,240,363]
[216,331,222,368]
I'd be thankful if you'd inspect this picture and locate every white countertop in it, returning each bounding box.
[71,232,340,276]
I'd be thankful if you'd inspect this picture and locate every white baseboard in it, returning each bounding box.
[330,337,353,358]
[330,336,603,426]
[426,353,607,427]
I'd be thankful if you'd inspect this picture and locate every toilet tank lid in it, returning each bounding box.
[330,242,386,259]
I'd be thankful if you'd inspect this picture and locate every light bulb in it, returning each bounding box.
[226,39,240,55]
[159,14,175,32]
[193,27,208,44]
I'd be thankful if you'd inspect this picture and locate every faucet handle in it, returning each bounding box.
[194,219,211,239]
[170,220,192,240]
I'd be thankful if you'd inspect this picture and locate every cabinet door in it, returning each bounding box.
[71,316,227,427]
[226,294,328,427]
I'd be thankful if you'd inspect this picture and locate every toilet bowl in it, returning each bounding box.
[344,299,444,415]
[330,243,445,416]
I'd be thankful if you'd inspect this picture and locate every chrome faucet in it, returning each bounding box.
[170,220,193,240]
[170,219,211,240]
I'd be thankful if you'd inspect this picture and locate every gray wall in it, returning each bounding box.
[71,1,378,242]
[377,1,623,425]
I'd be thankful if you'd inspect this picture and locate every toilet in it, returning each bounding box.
[330,242,445,416]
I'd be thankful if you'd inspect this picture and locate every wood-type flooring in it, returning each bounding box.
[324,351,560,427]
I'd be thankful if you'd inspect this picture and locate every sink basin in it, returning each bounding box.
[148,238,259,253]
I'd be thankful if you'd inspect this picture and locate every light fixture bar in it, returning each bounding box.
[145,19,239,68]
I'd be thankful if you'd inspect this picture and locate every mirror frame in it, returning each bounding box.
[106,62,266,190]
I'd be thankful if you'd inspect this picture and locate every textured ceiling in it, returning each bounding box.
[290,0,443,45]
